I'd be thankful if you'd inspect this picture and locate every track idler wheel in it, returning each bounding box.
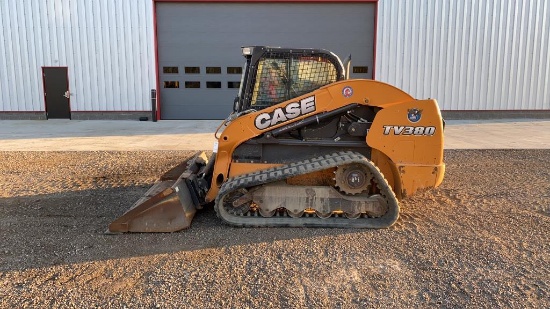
[335,164,373,195]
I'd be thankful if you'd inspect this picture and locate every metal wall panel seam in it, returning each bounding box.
[100,0,113,111]
[100,0,110,111]
[397,1,404,86]
[127,0,137,111]
[469,0,480,111]
[107,0,119,111]
[437,0,448,109]
[27,0,40,111]
[17,0,30,111]
[128,0,138,111]
[499,1,511,109]
[63,0,77,111]
[120,0,129,111]
[403,0,412,92]
[427,0,438,104]
[11,0,23,111]
[390,1,398,84]
[380,1,388,82]
[70,0,83,111]
[484,0,495,111]
[540,0,550,109]
[111,0,123,112]
[140,0,149,111]
[38,0,48,66]
[146,0,156,111]
[57,0,67,69]
[413,0,420,97]
[141,0,151,112]
[86,0,97,111]
[378,0,387,82]
[507,0,519,109]
[445,0,456,110]
[0,1,10,110]
[14,0,22,111]
[140,0,152,111]
[117,0,128,111]
[523,0,536,110]
[419,0,428,96]
[125,0,135,111]
[94,0,106,111]
[524,0,535,110]
[460,0,469,109]
[517,0,536,109]
[528,0,541,109]
[76,0,89,111]
[492,0,505,109]
[48,0,59,67]
[128,0,139,111]
[33,0,46,111]
[517,0,529,110]
[422,0,429,97]
[459,0,469,109]
[77,0,87,111]
[473,0,483,110]
[24,0,35,110]
[62,0,74,112]
[137,0,147,111]
[88,0,99,111]
[466,0,479,111]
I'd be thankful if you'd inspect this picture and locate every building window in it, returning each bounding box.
[206,67,221,74]
[185,81,200,88]
[227,81,240,89]
[206,82,222,89]
[353,66,369,74]
[185,67,200,74]
[227,67,243,74]
[163,81,180,88]
[163,67,179,74]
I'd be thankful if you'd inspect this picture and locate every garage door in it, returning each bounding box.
[156,2,376,120]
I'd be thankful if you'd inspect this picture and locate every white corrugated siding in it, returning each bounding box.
[2,0,549,112]
[0,0,155,112]
[376,0,550,110]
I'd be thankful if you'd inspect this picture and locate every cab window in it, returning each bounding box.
[250,55,338,108]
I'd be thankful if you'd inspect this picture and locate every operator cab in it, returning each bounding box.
[234,46,346,113]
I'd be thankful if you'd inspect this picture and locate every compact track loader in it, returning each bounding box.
[108,46,445,233]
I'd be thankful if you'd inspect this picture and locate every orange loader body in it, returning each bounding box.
[108,47,445,233]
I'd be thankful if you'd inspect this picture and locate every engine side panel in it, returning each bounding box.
[367,99,445,197]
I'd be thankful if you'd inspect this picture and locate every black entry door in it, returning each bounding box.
[43,67,71,119]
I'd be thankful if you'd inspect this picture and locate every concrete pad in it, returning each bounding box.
[0,120,219,151]
[443,119,550,149]
[0,119,549,151]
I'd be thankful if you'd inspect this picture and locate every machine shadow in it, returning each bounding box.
[0,185,394,272]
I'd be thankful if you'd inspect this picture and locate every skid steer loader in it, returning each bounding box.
[108,46,445,233]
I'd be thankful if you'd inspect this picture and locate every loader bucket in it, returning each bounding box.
[108,152,208,233]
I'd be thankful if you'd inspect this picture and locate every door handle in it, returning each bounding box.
[64,91,70,99]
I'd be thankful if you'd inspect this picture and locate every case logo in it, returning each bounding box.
[254,96,316,130]
[407,108,422,123]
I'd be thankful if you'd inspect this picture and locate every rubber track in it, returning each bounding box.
[214,151,399,228]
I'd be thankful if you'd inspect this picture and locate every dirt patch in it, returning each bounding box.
[0,150,548,308]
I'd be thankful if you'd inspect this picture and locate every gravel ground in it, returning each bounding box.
[0,150,548,308]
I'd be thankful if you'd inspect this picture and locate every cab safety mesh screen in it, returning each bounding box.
[251,52,338,108]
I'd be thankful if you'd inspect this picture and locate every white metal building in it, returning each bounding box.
[0,0,548,120]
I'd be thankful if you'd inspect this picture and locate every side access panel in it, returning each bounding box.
[367,99,445,197]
